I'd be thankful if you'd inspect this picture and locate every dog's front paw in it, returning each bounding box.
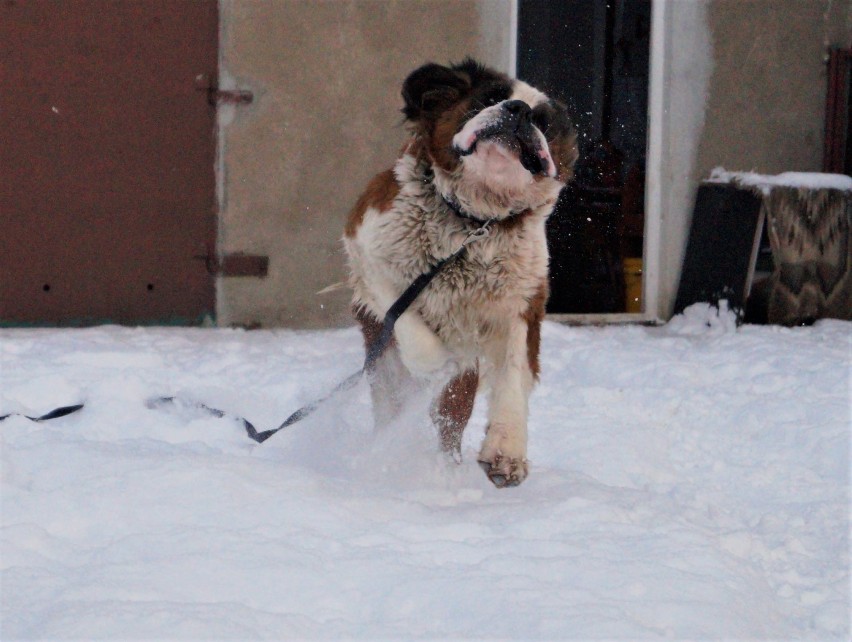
[478,423,528,487]
[478,453,528,488]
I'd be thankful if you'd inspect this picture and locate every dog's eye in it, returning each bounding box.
[478,83,511,108]
[532,109,552,132]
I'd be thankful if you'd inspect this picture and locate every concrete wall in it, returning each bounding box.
[216,0,851,327]
[216,0,513,328]
[653,0,852,319]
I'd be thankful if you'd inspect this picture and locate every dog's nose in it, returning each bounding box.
[503,100,531,119]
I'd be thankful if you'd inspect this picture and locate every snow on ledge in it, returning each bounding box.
[708,167,852,195]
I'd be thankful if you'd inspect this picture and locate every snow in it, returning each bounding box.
[2,305,850,640]
[708,167,852,195]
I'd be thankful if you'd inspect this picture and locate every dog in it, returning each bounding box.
[343,59,578,487]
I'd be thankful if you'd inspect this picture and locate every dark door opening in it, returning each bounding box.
[823,47,852,176]
[518,0,652,314]
[0,0,218,326]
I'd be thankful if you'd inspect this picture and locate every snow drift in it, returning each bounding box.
[2,306,849,639]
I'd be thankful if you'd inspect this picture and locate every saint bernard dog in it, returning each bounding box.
[343,59,578,487]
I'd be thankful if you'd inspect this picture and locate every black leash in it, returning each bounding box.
[2,218,493,444]
[0,404,85,423]
[364,220,492,366]
[197,218,492,443]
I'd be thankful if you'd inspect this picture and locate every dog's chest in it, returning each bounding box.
[434,229,542,304]
[396,211,549,337]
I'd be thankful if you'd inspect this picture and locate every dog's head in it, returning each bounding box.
[402,59,578,219]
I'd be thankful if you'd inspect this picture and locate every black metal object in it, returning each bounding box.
[673,184,764,319]
[195,73,254,106]
[193,246,270,277]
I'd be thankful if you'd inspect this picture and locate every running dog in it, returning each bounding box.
[343,59,577,487]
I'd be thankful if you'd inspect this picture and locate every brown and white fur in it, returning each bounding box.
[343,60,578,487]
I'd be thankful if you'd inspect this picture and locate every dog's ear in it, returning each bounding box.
[401,63,469,121]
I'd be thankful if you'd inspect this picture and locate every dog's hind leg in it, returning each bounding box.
[430,366,479,458]
[355,307,414,428]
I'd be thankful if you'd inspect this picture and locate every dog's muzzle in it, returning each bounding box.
[453,100,557,178]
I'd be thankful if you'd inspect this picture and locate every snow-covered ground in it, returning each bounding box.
[2,305,849,640]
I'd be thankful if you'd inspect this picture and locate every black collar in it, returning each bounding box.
[441,195,526,226]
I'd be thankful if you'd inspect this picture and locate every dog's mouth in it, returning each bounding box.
[452,104,557,178]
[460,130,550,176]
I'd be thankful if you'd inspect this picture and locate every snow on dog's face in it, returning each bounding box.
[402,59,578,217]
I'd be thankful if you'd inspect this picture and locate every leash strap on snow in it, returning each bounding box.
[2,221,492,442]
[148,368,367,444]
[167,221,493,444]
[0,404,85,423]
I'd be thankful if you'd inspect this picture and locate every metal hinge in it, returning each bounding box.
[193,248,268,277]
[195,73,253,106]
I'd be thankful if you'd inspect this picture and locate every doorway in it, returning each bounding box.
[0,0,218,326]
[517,0,652,315]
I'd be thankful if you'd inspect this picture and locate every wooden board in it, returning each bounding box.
[674,183,764,319]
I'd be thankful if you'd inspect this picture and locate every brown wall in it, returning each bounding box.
[217,0,512,328]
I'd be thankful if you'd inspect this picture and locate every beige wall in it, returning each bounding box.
[654,0,852,319]
[699,0,851,176]
[216,0,513,328]
[217,0,851,327]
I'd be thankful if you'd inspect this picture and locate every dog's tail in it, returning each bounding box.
[316,281,347,295]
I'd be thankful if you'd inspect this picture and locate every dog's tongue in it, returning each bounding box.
[520,143,558,178]
[519,143,545,175]
[454,120,558,178]
[516,121,556,178]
